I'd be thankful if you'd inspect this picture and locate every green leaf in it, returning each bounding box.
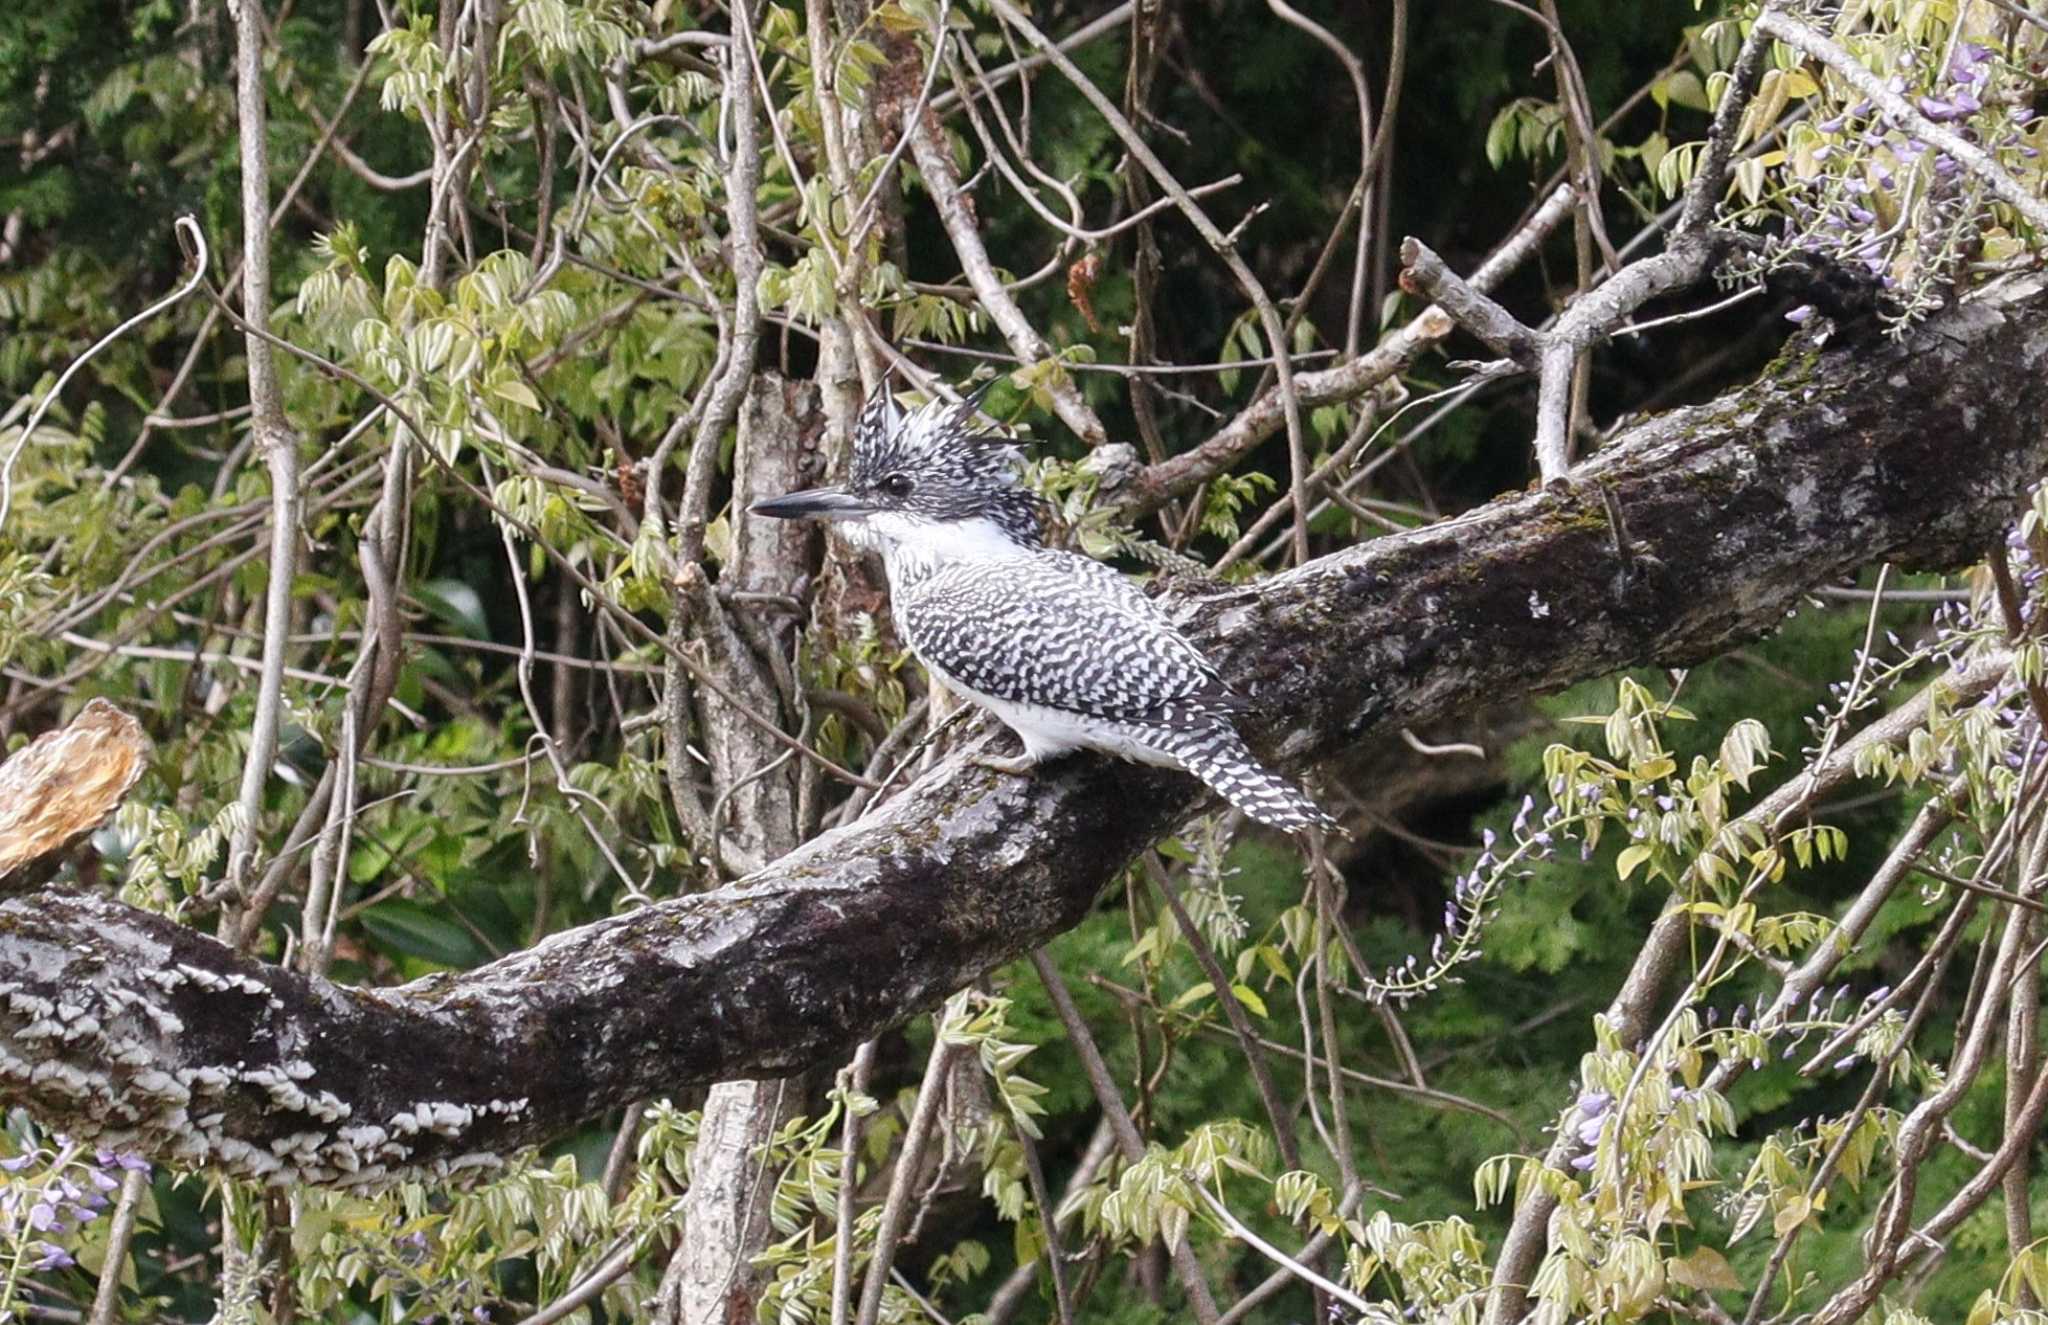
[359,900,484,968]
[1655,69,1710,112]
[492,378,542,411]
[1771,1194,1813,1237]
[1665,1245,1741,1291]
[416,578,491,639]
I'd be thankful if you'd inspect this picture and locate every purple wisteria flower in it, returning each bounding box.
[32,1244,74,1272]
[95,1149,151,1175]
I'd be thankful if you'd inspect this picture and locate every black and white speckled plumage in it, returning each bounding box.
[844,389,1045,549]
[756,387,1334,834]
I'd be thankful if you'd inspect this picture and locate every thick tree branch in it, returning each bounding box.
[6,286,2048,1186]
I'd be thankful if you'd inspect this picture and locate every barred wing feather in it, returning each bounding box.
[897,553,1244,729]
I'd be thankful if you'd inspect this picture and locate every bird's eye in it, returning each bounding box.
[878,473,915,499]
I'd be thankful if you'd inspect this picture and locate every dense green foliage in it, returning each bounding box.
[3,0,2048,1322]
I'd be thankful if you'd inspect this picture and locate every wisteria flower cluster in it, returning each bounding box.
[0,1130,150,1318]
[1359,797,1576,1004]
[1740,24,2046,332]
[1703,982,1893,1074]
[1824,509,2047,819]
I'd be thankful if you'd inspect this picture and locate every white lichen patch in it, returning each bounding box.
[106,986,185,1036]
[27,1060,98,1098]
[129,1069,191,1104]
[7,991,55,1021]
[174,964,272,998]
[179,1064,235,1091]
[1784,473,1821,519]
[2,906,540,1192]
[337,1123,390,1152]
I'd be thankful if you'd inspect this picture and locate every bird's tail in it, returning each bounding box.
[1155,725,1338,836]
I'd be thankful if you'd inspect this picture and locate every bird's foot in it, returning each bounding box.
[971,750,1041,777]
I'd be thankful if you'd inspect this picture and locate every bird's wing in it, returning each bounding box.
[898,553,1243,728]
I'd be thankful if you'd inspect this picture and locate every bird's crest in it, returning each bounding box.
[848,384,1044,546]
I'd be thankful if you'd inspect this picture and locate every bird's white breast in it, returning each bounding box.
[926,662,1183,770]
[872,513,1030,573]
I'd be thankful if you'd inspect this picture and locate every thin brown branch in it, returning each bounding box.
[830,1041,878,1325]
[1146,857,1304,1175]
[222,0,304,928]
[983,0,1311,558]
[85,1168,149,1325]
[853,1020,962,1325]
[1031,950,1223,1325]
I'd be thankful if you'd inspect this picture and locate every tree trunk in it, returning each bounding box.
[659,375,820,1323]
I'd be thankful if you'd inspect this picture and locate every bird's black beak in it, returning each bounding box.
[749,485,871,521]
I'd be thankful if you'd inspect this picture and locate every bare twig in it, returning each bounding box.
[1,216,207,530]
[1091,973,1524,1139]
[1012,1107,1076,1325]
[1213,1182,1367,1325]
[831,1040,878,1325]
[903,82,1106,445]
[929,3,1134,114]
[676,8,766,567]
[854,1015,965,1325]
[1399,239,1540,363]
[1031,950,1222,1325]
[1146,857,1305,1175]
[984,1118,1115,1325]
[984,0,1312,558]
[221,0,305,928]
[1189,1184,1374,1317]
[85,1169,148,1325]
[944,46,1243,247]
[514,1238,641,1325]
[1265,0,1387,355]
